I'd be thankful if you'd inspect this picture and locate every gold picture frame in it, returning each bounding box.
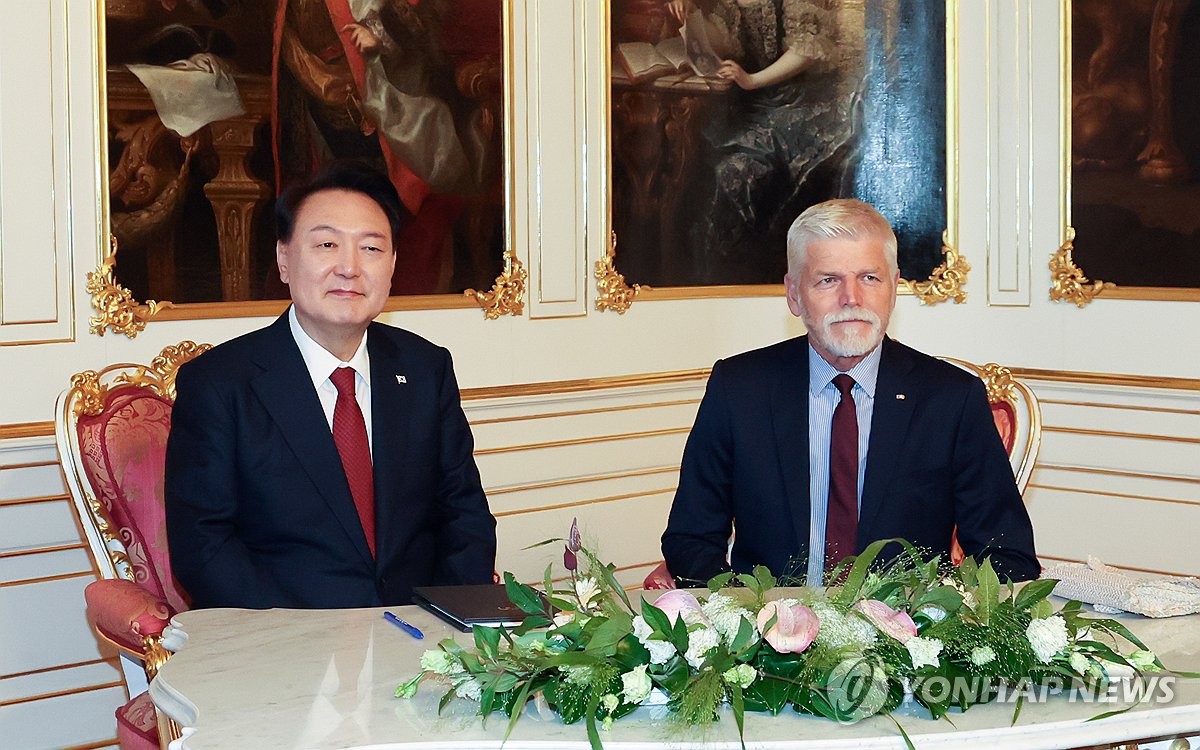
[1054,0,1200,306]
[90,0,525,338]
[597,0,965,312]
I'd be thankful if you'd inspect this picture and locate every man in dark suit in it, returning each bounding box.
[662,199,1038,585]
[165,161,496,608]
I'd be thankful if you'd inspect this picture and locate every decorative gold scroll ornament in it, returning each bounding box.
[464,251,527,319]
[595,232,641,313]
[979,363,1017,407]
[86,236,172,338]
[902,231,969,304]
[1049,227,1113,307]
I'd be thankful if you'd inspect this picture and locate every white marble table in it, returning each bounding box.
[150,604,1200,749]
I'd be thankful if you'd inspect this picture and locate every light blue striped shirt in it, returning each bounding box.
[806,343,882,585]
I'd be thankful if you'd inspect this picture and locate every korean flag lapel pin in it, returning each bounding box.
[895,393,905,400]
[395,374,407,385]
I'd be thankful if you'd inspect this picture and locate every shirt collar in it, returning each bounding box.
[288,306,371,390]
[807,338,883,398]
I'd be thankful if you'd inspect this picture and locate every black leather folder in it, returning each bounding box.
[411,584,536,632]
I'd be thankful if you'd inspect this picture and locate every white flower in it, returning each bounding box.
[684,626,721,669]
[917,604,948,623]
[633,615,678,665]
[453,675,483,701]
[1069,651,1090,675]
[813,603,877,650]
[969,645,996,666]
[553,611,576,628]
[722,664,757,689]
[1026,616,1069,664]
[600,694,619,714]
[905,636,944,669]
[621,665,652,704]
[1128,650,1160,672]
[575,577,602,610]
[702,593,757,646]
[420,650,464,676]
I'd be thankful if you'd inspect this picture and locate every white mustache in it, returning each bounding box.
[823,307,882,327]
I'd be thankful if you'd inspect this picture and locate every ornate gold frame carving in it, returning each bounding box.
[594,232,640,314]
[464,251,528,319]
[1054,0,1199,304]
[599,0,964,312]
[902,231,970,304]
[85,491,135,582]
[91,0,521,336]
[979,363,1018,407]
[86,237,173,337]
[1049,228,1112,308]
[69,339,212,416]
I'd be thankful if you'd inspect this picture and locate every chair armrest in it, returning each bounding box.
[85,579,173,654]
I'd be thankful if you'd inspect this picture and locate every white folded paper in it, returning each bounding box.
[1042,556,1200,618]
[127,53,245,137]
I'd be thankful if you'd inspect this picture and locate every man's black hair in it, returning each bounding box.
[275,160,407,247]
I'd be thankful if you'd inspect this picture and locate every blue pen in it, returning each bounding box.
[384,611,424,639]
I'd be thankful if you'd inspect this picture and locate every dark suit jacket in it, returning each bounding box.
[661,336,1039,584]
[165,313,496,608]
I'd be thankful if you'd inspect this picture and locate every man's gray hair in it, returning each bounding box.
[786,199,899,277]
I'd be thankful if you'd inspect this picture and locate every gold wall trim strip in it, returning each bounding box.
[0,679,125,709]
[1042,425,1200,445]
[1095,286,1200,302]
[1038,399,1200,417]
[1036,463,1199,485]
[1039,554,1190,580]
[1028,483,1200,508]
[470,398,701,427]
[0,570,91,589]
[461,369,710,401]
[0,494,69,508]
[0,460,59,471]
[1009,367,1200,391]
[0,422,55,440]
[487,466,679,496]
[0,542,86,560]
[493,486,675,517]
[0,656,114,682]
[476,427,690,456]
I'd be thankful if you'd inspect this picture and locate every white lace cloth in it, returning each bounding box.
[1042,557,1200,618]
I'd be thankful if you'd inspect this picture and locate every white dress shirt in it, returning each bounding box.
[288,306,375,455]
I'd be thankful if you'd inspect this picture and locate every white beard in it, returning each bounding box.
[810,307,884,358]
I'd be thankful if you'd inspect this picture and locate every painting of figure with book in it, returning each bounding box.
[1070,0,1200,291]
[104,0,506,306]
[610,0,948,288]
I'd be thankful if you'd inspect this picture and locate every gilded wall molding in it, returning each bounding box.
[902,232,969,304]
[464,251,528,319]
[1048,228,1113,307]
[595,232,640,314]
[86,237,172,338]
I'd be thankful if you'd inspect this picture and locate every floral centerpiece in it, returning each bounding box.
[398,522,1176,749]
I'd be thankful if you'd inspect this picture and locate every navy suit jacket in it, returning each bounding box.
[165,313,496,608]
[661,336,1039,584]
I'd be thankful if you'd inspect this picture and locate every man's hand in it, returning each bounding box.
[342,23,381,55]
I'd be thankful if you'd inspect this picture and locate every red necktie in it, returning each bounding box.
[825,373,858,570]
[331,367,376,558]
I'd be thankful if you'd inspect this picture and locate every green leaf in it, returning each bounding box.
[584,612,634,656]
[585,693,603,750]
[833,537,902,606]
[730,682,747,750]
[438,686,456,714]
[958,556,979,586]
[641,599,673,636]
[1013,579,1057,611]
[729,616,757,656]
[707,571,734,591]
[753,565,777,593]
[504,677,537,741]
[1029,599,1054,620]
[505,572,548,615]
[613,634,651,670]
[975,559,1001,626]
[473,623,501,660]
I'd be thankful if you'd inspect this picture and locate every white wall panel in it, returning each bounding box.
[0,0,73,343]
[0,685,125,750]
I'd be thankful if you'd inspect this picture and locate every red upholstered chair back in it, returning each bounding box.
[74,385,186,612]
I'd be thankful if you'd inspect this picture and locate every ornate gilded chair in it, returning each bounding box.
[643,359,1042,588]
[55,341,211,750]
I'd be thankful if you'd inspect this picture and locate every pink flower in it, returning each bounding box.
[652,590,708,626]
[756,601,819,654]
[563,518,581,571]
[853,600,918,644]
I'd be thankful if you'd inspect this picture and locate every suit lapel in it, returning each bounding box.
[250,314,375,567]
[367,325,416,562]
[771,337,813,555]
[859,337,916,537]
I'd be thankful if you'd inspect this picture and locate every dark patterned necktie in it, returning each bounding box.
[331,367,375,558]
[825,373,858,571]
